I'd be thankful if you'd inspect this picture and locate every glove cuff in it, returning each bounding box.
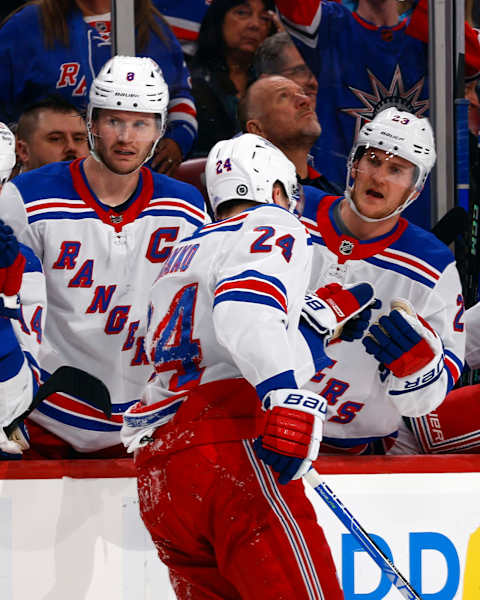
[263,388,328,421]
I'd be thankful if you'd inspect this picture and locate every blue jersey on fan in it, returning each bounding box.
[277,0,432,229]
[0,4,197,157]
[152,0,211,54]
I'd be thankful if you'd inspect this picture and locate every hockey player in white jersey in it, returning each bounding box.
[0,123,46,458]
[120,133,381,599]
[301,107,466,454]
[0,56,209,458]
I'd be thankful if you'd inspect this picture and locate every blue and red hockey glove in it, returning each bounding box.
[301,281,378,343]
[254,388,327,484]
[362,298,443,378]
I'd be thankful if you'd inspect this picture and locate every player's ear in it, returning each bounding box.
[246,119,263,136]
[351,160,359,179]
[15,139,29,166]
[271,184,280,204]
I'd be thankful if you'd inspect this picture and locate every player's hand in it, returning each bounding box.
[0,220,25,298]
[362,298,443,378]
[151,138,183,176]
[0,422,29,460]
[254,388,327,484]
[301,282,377,343]
[267,10,285,32]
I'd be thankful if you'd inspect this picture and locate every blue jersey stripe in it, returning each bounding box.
[138,208,205,227]
[365,256,436,288]
[35,403,122,432]
[28,211,98,224]
[182,222,244,242]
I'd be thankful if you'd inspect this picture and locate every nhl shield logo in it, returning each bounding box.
[110,214,123,224]
[339,239,354,255]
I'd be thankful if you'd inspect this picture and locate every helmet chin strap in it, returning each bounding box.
[344,185,419,223]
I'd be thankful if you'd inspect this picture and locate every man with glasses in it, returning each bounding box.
[240,69,342,195]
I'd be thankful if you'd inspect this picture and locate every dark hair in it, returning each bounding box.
[1,0,168,51]
[16,94,83,141]
[253,31,293,75]
[195,0,275,63]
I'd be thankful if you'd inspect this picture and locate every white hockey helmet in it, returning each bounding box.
[206,133,299,215]
[0,122,16,185]
[87,55,169,165]
[346,107,436,222]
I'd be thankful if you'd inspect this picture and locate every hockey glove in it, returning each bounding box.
[0,220,25,302]
[254,388,327,484]
[363,299,443,376]
[301,282,377,343]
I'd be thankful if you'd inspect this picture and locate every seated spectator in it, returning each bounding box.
[16,96,88,172]
[240,74,342,195]
[0,0,196,175]
[189,0,278,157]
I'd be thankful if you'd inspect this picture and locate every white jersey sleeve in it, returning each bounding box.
[465,300,480,369]
[212,206,312,399]
[0,181,31,242]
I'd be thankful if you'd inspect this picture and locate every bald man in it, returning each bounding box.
[239,75,342,194]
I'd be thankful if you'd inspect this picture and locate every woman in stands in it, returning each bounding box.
[189,0,279,157]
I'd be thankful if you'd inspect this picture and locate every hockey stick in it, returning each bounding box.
[304,468,422,600]
[4,365,112,439]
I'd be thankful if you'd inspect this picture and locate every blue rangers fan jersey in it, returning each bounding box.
[276,0,431,228]
[300,189,465,454]
[0,159,209,452]
[153,0,211,54]
[121,204,327,448]
[0,4,197,157]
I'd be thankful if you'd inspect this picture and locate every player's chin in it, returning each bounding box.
[109,155,142,173]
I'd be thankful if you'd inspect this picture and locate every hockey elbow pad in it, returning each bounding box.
[254,389,327,484]
[0,220,26,298]
[301,282,377,343]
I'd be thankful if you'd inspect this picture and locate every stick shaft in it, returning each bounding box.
[304,469,422,600]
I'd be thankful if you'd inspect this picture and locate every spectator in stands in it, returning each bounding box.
[254,31,318,109]
[275,0,480,230]
[239,74,342,195]
[0,0,197,175]
[189,0,278,157]
[16,96,88,173]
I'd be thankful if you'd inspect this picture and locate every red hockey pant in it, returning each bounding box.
[136,438,344,600]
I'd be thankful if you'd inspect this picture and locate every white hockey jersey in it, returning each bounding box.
[465,301,480,369]
[301,190,465,452]
[121,204,326,448]
[0,159,209,451]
